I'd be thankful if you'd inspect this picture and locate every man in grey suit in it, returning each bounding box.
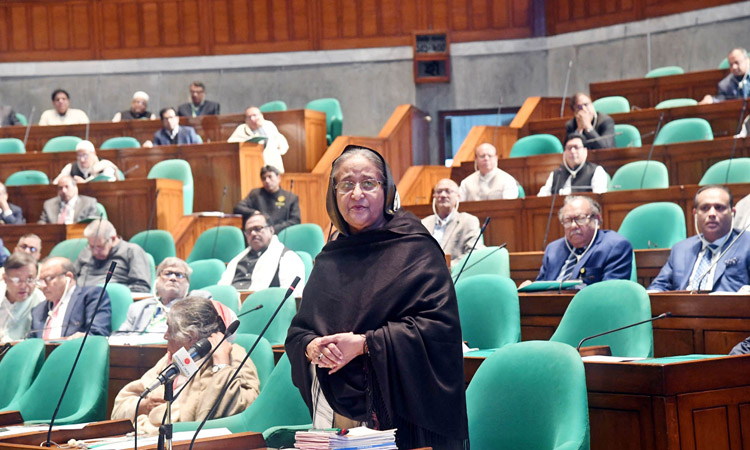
[421,178,484,267]
[38,175,98,224]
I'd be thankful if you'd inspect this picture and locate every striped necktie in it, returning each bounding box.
[557,248,584,281]
[689,243,718,290]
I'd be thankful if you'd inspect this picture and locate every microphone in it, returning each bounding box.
[22,106,35,148]
[576,312,672,352]
[43,262,117,447]
[0,342,11,358]
[140,338,211,398]
[211,186,228,259]
[690,222,750,293]
[639,112,665,189]
[188,277,301,450]
[453,217,490,285]
[583,131,622,146]
[452,243,507,277]
[560,60,573,118]
[542,190,559,249]
[121,164,140,177]
[725,97,748,183]
[237,304,263,318]
[141,189,161,250]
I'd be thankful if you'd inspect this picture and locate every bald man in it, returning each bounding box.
[458,143,519,201]
[421,178,484,267]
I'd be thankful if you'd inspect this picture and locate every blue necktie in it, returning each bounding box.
[557,248,584,281]
[690,243,718,290]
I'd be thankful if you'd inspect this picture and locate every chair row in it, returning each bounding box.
[0,136,142,154]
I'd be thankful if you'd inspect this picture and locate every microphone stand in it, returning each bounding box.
[542,191,558,249]
[576,312,671,352]
[453,217,490,285]
[22,107,35,148]
[211,186,228,259]
[157,380,175,450]
[725,97,748,183]
[560,60,573,118]
[141,189,160,250]
[639,113,664,189]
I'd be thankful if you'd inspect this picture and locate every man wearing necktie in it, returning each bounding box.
[38,175,99,224]
[649,185,750,292]
[700,48,749,104]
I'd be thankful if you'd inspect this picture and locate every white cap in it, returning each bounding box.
[75,140,96,153]
[133,91,150,102]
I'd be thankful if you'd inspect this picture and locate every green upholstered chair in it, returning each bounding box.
[145,253,156,285]
[517,183,526,198]
[466,341,590,450]
[630,253,638,282]
[454,275,520,350]
[147,159,194,215]
[100,136,140,149]
[296,251,313,282]
[186,226,245,263]
[236,288,297,346]
[202,284,241,315]
[0,339,45,410]
[5,170,49,186]
[614,124,642,148]
[89,168,124,182]
[106,282,134,331]
[592,96,630,114]
[451,246,510,280]
[49,238,88,261]
[172,354,311,434]
[187,259,226,291]
[305,98,343,144]
[645,66,684,78]
[653,118,713,145]
[95,203,108,220]
[232,333,275,390]
[42,136,82,153]
[617,202,686,250]
[277,223,325,258]
[2,337,110,424]
[259,101,288,113]
[699,158,750,185]
[509,134,563,158]
[14,113,28,126]
[609,160,669,191]
[655,98,698,109]
[0,138,25,154]
[130,230,176,266]
[550,280,654,357]
[718,57,730,70]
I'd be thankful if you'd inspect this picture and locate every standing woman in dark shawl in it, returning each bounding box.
[286,145,469,450]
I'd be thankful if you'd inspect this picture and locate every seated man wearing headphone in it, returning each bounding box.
[649,185,750,292]
[521,195,633,288]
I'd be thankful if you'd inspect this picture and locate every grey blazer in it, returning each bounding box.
[422,211,484,266]
[38,195,99,224]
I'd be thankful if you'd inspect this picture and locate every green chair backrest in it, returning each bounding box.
[49,238,88,261]
[454,275,520,350]
[236,288,297,346]
[614,124,642,148]
[106,282,134,331]
[277,224,325,258]
[232,333,275,389]
[645,66,684,78]
[100,136,140,149]
[592,96,630,114]
[5,170,49,186]
[6,337,109,424]
[295,251,313,282]
[187,259,226,290]
[653,118,713,145]
[15,113,28,126]
[699,158,750,185]
[130,230,177,266]
[655,98,698,109]
[0,138,25,154]
[0,339,45,410]
[42,136,82,153]
[259,101,288,113]
[147,159,194,215]
[630,253,637,282]
[466,341,589,450]
[305,98,343,144]
[451,246,510,280]
[202,284,241,315]
[550,280,654,357]
[186,226,245,264]
[509,134,563,158]
[517,183,526,198]
[145,252,156,285]
[95,203,108,220]
[617,202,686,250]
[609,160,669,191]
[718,57,730,70]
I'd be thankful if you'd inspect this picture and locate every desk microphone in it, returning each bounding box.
[140,339,212,398]
[542,191,559,249]
[583,132,622,147]
[121,164,140,178]
[141,189,161,250]
[560,60,573,118]
[639,112,665,189]
[237,304,263,318]
[211,185,228,259]
[453,217,490,285]
[22,106,35,148]
[724,97,748,183]
[576,312,671,352]
[43,261,117,448]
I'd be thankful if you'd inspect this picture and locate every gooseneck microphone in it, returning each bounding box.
[141,189,161,250]
[211,185,228,259]
[22,106,35,148]
[576,312,672,352]
[639,112,665,189]
[725,97,748,183]
[236,304,264,318]
[43,261,117,448]
[542,190,559,249]
[453,217,490,285]
[140,339,212,398]
[560,60,573,118]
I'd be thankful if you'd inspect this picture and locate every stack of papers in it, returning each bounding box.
[294,427,397,449]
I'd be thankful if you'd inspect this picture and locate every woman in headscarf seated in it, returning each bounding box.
[285,145,469,450]
[111,296,259,435]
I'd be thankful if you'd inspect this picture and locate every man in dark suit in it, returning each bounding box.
[176,81,221,117]
[526,195,633,287]
[144,107,201,147]
[30,256,111,339]
[38,175,99,224]
[564,93,616,150]
[649,185,750,292]
[233,165,301,233]
[0,182,25,224]
[700,48,749,104]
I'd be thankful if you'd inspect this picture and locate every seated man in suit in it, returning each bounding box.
[0,253,45,342]
[177,81,221,117]
[564,93,615,150]
[143,107,201,148]
[30,256,111,339]
[700,48,749,104]
[219,212,305,297]
[233,165,301,233]
[75,219,152,293]
[53,140,122,184]
[459,143,519,201]
[421,178,483,267]
[522,195,633,288]
[38,175,99,224]
[0,181,25,224]
[537,133,609,196]
[649,185,750,292]
[227,106,289,173]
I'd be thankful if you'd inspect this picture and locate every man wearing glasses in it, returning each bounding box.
[564,93,615,150]
[219,212,305,297]
[538,133,609,196]
[525,196,632,287]
[13,234,42,261]
[233,165,301,233]
[0,253,45,342]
